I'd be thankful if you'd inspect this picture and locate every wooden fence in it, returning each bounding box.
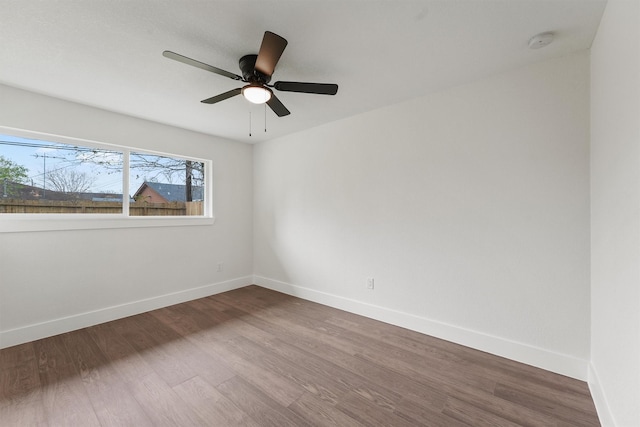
[0,199,204,216]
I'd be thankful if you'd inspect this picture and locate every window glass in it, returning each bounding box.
[129,152,205,216]
[0,134,124,214]
[0,131,209,220]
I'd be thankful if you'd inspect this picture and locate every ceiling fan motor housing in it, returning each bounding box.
[239,54,270,83]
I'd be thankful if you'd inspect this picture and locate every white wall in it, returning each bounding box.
[254,52,591,379]
[0,84,254,348]
[590,0,640,425]
[4,17,636,423]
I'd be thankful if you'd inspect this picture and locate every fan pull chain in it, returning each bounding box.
[264,103,267,133]
[249,112,252,137]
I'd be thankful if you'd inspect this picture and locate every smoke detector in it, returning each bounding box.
[528,32,554,49]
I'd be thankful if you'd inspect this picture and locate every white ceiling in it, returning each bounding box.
[0,0,606,144]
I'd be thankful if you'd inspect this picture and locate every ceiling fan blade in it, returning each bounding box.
[266,94,291,117]
[274,81,338,95]
[201,88,242,104]
[255,31,288,77]
[163,51,242,81]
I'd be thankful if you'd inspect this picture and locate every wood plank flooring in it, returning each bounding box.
[0,285,601,426]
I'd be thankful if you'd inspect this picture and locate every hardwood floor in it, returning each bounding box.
[0,285,600,426]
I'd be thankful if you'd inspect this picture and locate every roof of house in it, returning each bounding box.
[134,181,203,202]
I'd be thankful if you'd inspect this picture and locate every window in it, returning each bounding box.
[0,127,213,231]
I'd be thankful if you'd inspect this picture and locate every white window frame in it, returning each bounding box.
[0,126,214,233]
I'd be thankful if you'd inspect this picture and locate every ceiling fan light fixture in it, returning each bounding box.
[164,30,336,118]
[242,85,272,104]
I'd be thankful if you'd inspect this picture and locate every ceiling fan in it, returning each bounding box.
[163,31,338,117]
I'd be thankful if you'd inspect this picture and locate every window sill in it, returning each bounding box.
[0,215,216,233]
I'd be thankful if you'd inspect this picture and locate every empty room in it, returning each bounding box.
[1,1,638,426]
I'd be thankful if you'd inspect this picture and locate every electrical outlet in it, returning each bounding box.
[366,278,375,290]
[217,263,224,272]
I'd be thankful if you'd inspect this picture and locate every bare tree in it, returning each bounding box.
[128,153,204,199]
[46,169,96,194]
[35,146,204,201]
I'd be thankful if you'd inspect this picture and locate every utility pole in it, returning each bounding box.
[42,153,46,199]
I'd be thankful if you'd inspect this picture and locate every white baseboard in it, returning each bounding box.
[2,274,590,382]
[588,363,616,426]
[0,276,252,349]
[253,275,589,381]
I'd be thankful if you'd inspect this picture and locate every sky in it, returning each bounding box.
[0,133,124,194]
